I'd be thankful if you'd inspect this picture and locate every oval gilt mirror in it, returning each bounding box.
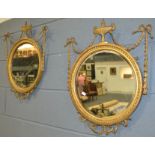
[69,43,142,126]
[7,38,44,97]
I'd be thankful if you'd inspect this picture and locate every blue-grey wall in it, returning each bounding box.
[0,18,155,137]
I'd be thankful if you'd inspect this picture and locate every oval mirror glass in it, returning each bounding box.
[76,51,137,118]
[12,43,39,88]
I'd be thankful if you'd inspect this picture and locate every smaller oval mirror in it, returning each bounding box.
[8,38,44,97]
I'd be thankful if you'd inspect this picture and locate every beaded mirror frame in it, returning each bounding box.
[65,20,153,135]
[4,22,47,99]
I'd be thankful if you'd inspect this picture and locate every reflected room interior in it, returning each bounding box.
[76,51,137,117]
[12,43,39,88]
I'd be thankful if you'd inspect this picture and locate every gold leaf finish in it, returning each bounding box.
[69,42,142,126]
[7,38,44,97]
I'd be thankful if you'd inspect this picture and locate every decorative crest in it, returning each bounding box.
[93,19,116,42]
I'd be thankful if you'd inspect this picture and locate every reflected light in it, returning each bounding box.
[18,44,33,50]
[81,91,86,96]
[15,44,37,58]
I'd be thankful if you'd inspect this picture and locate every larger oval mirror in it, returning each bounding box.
[69,43,142,126]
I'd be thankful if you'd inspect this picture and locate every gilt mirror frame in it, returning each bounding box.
[65,20,153,135]
[69,42,142,126]
[7,38,44,95]
[4,22,47,99]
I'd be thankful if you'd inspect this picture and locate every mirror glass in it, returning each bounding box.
[12,43,39,88]
[76,51,137,117]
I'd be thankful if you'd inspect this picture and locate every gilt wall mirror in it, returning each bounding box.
[4,22,47,99]
[65,20,153,135]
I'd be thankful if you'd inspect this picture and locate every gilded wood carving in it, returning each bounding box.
[4,22,48,99]
[65,19,153,135]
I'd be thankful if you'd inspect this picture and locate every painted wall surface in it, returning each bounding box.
[0,18,155,137]
[95,61,136,93]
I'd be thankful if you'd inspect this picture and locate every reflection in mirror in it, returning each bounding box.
[76,51,137,118]
[12,43,39,88]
